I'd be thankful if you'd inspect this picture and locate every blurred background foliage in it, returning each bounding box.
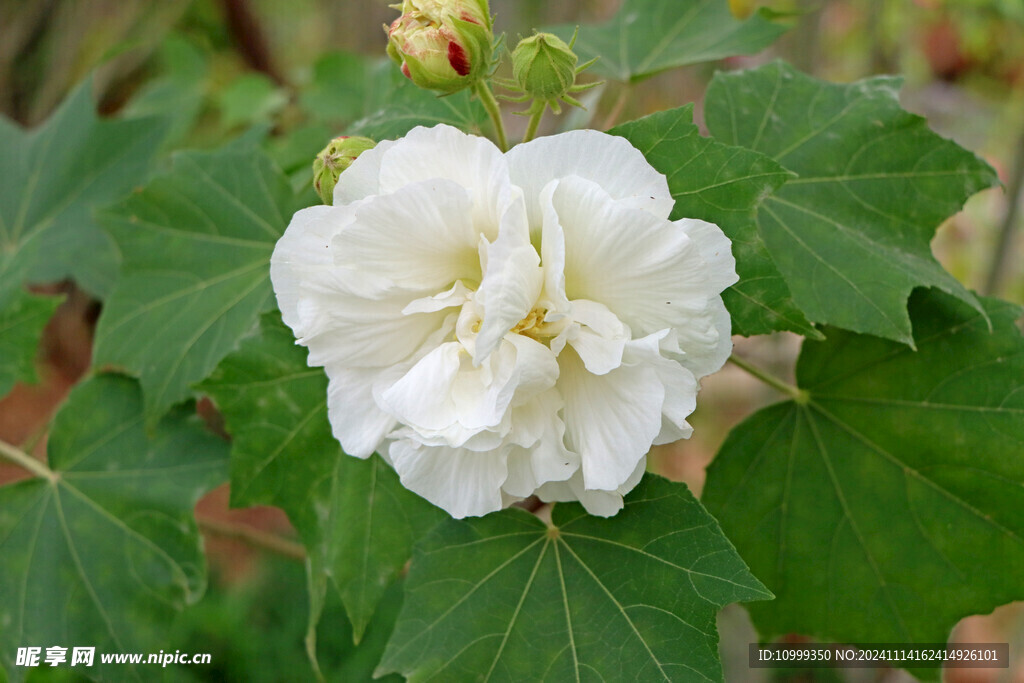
[2,0,1021,297]
[1,0,1022,681]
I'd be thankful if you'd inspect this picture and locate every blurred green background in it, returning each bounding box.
[3,0,1021,298]
[2,1,1022,681]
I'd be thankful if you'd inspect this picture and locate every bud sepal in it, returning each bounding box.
[312,136,376,205]
[497,28,601,117]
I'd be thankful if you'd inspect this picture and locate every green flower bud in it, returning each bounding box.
[312,136,376,205]
[511,32,578,102]
[385,0,493,94]
[496,28,600,120]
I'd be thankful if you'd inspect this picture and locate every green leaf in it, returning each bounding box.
[93,145,301,423]
[705,61,1000,344]
[0,374,228,682]
[551,0,789,83]
[122,35,210,150]
[333,582,405,683]
[198,313,444,642]
[264,123,334,197]
[703,290,1024,647]
[0,291,60,399]
[300,51,382,125]
[611,105,820,339]
[347,76,490,141]
[0,79,168,299]
[378,474,771,682]
[300,51,489,140]
[217,74,288,130]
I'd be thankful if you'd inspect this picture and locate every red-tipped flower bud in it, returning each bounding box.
[385,0,493,94]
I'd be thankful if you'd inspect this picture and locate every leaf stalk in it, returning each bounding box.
[983,127,1024,296]
[728,354,808,404]
[0,438,56,482]
[197,515,306,561]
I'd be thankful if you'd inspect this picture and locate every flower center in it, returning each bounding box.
[511,307,557,340]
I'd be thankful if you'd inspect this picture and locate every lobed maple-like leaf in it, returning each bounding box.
[612,105,819,339]
[704,290,1024,649]
[198,313,444,644]
[378,474,772,682]
[0,375,227,682]
[93,144,302,423]
[705,62,999,344]
[551,0,789,83]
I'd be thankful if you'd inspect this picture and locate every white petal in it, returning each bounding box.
[335,178,481,293]
[505,333,560,401]
[537,180,571,315]
[332,138,398,205]
[703,297,734,377]
[300,290,453,369]
[534,479,575,503]
[376,124,512,242]
[402,280,473,315]
[450,341,519,430]
[675,218,739,293]
[506,129,674,230]
[271,204,351,334]
[662,297,733,380]
[389,440,509,518]
[324,365,396,458]
[570,488,627,517]
[380,339,512,448]
[271,203,453,368]
[557,347,663,491]
[535,459,646,517]
[321,316,459,459]
[622,332,699,445]
[503,391,577,497]
[382,329,560,452]
[390,424,507,453]
[566,328,626,376]
[564,299,630,375]
[380,342,464,433]
[551,176,717,337]
[473,204,542,362]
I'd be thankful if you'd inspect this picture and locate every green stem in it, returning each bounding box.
[728,354,808,404]
[983,126,1024,296]
[0,438,56,482]
[522,105,544,144]
[475,81,508,152]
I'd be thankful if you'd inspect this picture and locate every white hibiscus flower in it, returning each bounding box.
[270,124,737,518]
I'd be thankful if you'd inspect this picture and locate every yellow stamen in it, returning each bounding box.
[511,307,551,340]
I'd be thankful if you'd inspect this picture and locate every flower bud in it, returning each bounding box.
[312,136,376,205]
[385,0,493,94]
[511,32,578,102]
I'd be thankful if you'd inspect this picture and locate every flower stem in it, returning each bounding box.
[983,126,1024,296]
[522,106,544,144]
[0,438,56,482]
[728,354,808,404]
[475,81,508,151]
[197,516,307,561]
